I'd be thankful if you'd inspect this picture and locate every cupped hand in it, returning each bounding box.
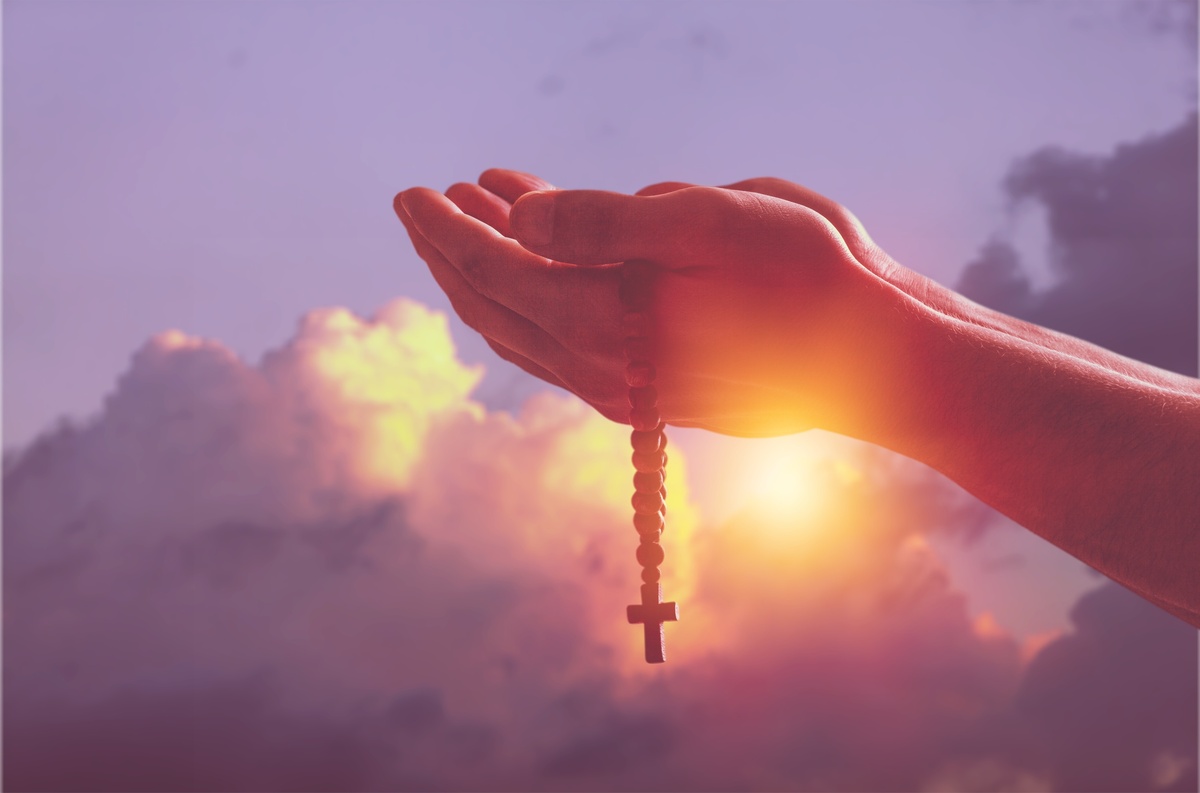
[394,171,922,439]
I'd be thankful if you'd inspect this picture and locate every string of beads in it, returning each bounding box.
[620,260,679,664]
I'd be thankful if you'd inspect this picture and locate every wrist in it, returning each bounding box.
[803,271,953,456]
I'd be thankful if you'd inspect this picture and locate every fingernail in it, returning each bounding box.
[513,191,555,247]
[398,190,413,214]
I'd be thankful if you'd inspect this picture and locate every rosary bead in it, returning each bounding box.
[618,278,653,310]
[625,361,656,388]
[632,491,665,515]
[621,260,656,307]
[632,449,666,472]
[629,407,661,432]
[630,428,665,453]
[636,542,666,568]
[622,311,651,338]
[628,385,658,410]
[621,257,675,663]
[622,259,656,282]
[634,470,664,493]
[634,511,665,534]
[622,337,652,362]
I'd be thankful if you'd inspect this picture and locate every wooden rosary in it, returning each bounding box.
[619,259,679,664]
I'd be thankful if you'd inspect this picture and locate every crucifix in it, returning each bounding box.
[628,583,679,664]
[620,259,679,663]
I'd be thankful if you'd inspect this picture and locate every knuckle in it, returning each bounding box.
[725,176,782,195]
[688,186,760,242]
[665,185,736,229]
[744,176,783,193]
[564,192,622,255]
[444,182,475,206]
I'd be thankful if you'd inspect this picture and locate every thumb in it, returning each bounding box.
[509,189,696,265]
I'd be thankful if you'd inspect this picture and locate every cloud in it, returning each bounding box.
[957,113,1198,377]
[1011,583,1198,791]
[3,298,685,791]
[4,297,1194,791]
[1128,0,1198,54]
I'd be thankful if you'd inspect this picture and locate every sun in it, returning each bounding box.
[732,437,833,529]
[746,449,819,521]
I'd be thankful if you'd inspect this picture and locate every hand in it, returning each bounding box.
[394,171,1200,626]
[452,169,924,304]
[394,171,925,439]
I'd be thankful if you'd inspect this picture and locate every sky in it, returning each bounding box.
[3,1,1199,791]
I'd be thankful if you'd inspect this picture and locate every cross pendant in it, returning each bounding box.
[626,583,679,663]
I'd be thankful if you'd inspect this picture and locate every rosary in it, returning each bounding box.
[619,259,679,664]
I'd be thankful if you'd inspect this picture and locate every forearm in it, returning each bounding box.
[877,297,1200,625]
[898,268,1200,396]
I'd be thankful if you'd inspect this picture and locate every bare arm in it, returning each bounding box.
[882,291,1200,625]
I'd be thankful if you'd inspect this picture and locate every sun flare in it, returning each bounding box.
[731,437,843,531]
[747,451,822,523]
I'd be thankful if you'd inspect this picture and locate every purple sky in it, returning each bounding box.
[4,0,1194,450]
[5,0,1196,636]
[4,1,1198,790]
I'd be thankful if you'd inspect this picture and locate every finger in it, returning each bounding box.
[394,191,448,271]
[508,186,741,266]
[393,191,581,375]
[400,187,620,342]
[484,337,571,392]
[634,181,697,197]
[446,182,511,236]
[478,168,557,204]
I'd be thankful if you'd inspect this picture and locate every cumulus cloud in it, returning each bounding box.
[4,298,1194,791]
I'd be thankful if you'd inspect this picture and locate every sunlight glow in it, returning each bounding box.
[745,448,824,526]
[696,434,882,625]
[728,437,855,534]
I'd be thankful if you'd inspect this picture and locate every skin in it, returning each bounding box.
[395,169,1200,628]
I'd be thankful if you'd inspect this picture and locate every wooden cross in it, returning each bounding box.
[627,582,679,663]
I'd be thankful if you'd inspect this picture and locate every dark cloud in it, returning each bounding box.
[957,113,1198,377]
[5,670,381,793]
[1128,0,1198,53]
[1011,583,1198,791]
[541,710,676,780]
